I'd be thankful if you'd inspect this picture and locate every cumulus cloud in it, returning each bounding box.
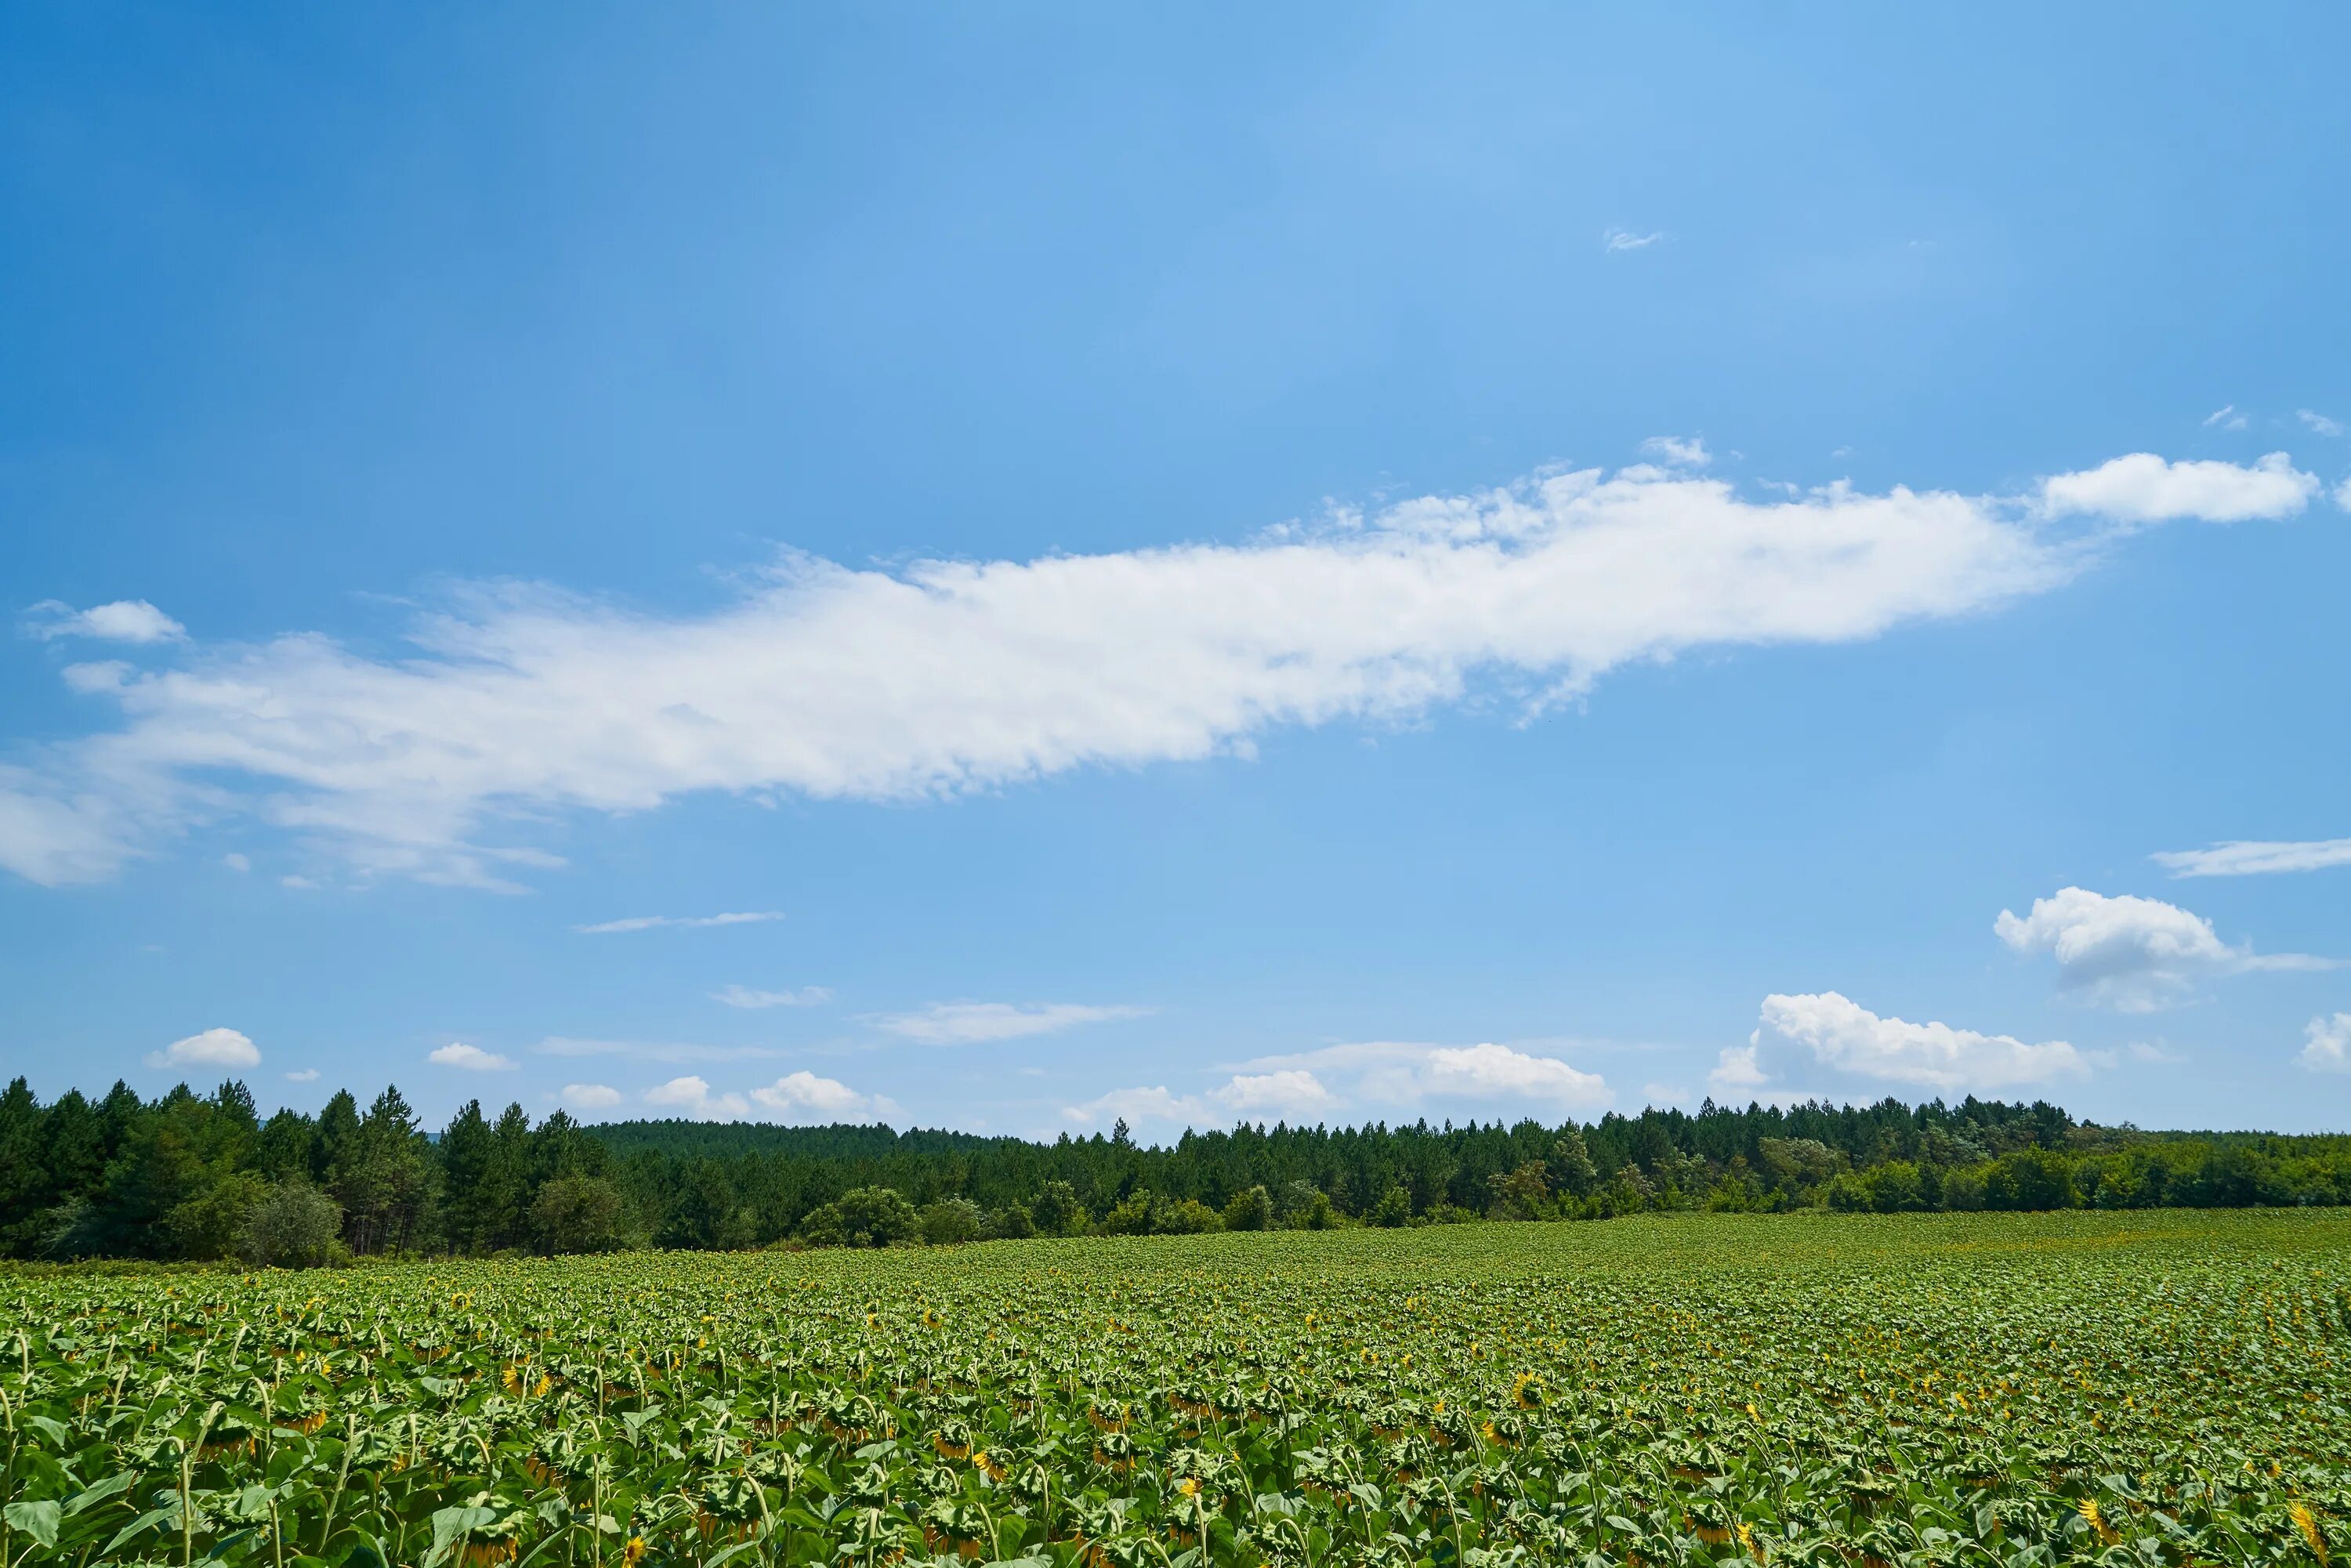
[1994,886,2332,1011]
[429,1042,516,1071]
[284,1067,321,1083]
[1213,1069,1339,1117]
[557,1082,624,1109]
[2154,838,2351,878]
[643,1075,752,1120]
[0,452,2313,889]
[2300,1015,2351,1074]
[24,599,186,644]
[870,1001,1148,1045]
[749,1070,901,1122]
[574,911,784,934]
[1755,992,2086,1092]
[711,983,832,1009]
[2038,451,2317,524]
[147,1027,260,1070]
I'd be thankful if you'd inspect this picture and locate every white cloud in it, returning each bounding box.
[2299,1014,2351,1074]
[1237,1039,1614,1114]
[556,1082,624,1109]
[1708,1043,1770,1093]
[575,911,784,934]
[25,599,185,644]
[147,1027,261,1071]
[2203,405,2248,431]
[2039,451,2317,524]
[1994,885,2331,1011]
[1638,436,1711,469]
[2338,476,2351,512]
[2298,409,2345,438]
[2126,1041,2185,1065]
[2155,837,2351,878]
[1603,227,1663,252]
[429,1041,516,1071]
[223,852,250,873]
[1212,1069,1337,1117]
[870,1001,1148,1045]
[283,1067,320,1082]
[281,874,321,889]
[712,983,832,1009]
[1755,992,2087,1092]
[643,1075,752,1120]
[749,1070,902,1122]
[0,453,2310,889]
[1063,1085,1202,1129]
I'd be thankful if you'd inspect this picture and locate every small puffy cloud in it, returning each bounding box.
[557,1082,625,1109]
[1994,885,2330,1011]
[2299,1014,2351,1074]
[643,1075,751,1120]
[284,1067,320,1082]
[223,852,251,873]
[711,983,832,1009]
[429,1042,516,1071]
[2203,405,2248,431]
[1063,1085,1205,1129]
[1418,1042,1609,1105]
[2039,451,2317,524]
[1708,1044,1769,1093]
[1603,227,1662,252]
[2127,1041,2186,1065]
[1639,436,1711,469]
[575,911,784,934]
[2298,409,2345,438]
[1755,992,2086,1092]
[2155,837,2351,878]
[749,1070,900,1123]
[25,599,185,644]
[870,1001,1149,1045]
[147,1027,260,1070]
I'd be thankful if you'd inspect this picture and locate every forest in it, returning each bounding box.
[2,1074,2348,1262]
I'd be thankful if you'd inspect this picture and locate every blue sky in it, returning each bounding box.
[4,5,2348,1135]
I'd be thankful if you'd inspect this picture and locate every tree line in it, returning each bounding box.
[2,1074,2346,1265]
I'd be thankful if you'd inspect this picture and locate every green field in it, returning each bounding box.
[5,1211,2346,1566]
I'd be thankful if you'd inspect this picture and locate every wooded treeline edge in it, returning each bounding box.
[4,1074,2347,1264]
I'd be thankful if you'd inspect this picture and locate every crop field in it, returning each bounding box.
[3,1211,2346,1567]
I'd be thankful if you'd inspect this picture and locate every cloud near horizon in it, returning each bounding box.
[2153,838,2351,878]
[145,1027,261,1071]
[0,451,2320,889]
[870,1001,1149,1045]
[1994,886,2333,1011]
[1753,992,2087,1093]
[1063,1038,1613,1129]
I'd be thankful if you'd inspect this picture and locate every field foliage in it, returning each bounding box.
[4,1211,2346,1566]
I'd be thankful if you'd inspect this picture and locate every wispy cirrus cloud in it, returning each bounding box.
[574,911,784,934]
[1603,227,1663,252]
[2154,838,2351,878]
[0,451,2320,889]
[871,1001,1149,1045]
[535,1036,781,1065]
[712,983,832,1009]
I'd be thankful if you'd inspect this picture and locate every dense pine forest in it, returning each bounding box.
[2,1074,2346,1263]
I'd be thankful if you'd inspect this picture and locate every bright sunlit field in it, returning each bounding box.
[5,1210,2346,1566]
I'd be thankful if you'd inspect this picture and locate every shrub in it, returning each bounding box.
[1367,1184,1413,1228]
[237,1180,344,1269]
[531,1176,631,1255]
[988,1202,1037,1240]
[799,1186,921,1248]
[1153,1197,1223,1234]
[1097,1190,1155,1236]
[1032,1181,1086,1237]
[920,1197,987,1246]
[1222,1185,1274,1232]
